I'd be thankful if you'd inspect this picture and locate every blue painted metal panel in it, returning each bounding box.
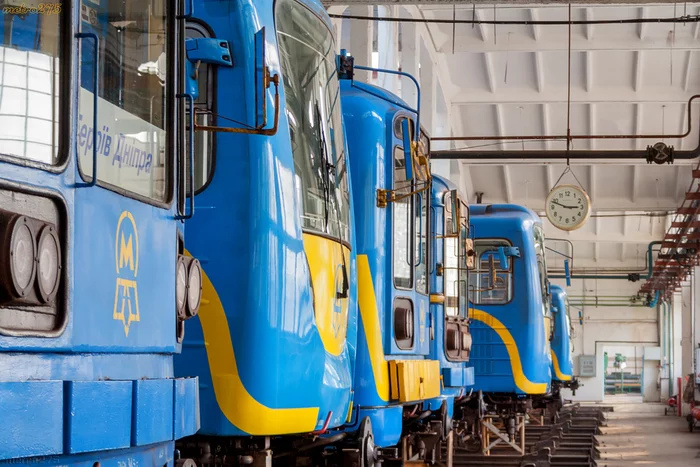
[0,382,63,460]
[64,381,132,454]
[132,379,174,446]
[174,377,200,439]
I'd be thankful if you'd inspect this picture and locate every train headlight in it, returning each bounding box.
[186,258,202,317]
[36,226,61,303]
[8,216,36,298]
[176,256,188,319]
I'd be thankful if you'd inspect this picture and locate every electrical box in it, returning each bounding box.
[579,355,596,377]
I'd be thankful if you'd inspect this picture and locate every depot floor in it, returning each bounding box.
[594,394,700,466]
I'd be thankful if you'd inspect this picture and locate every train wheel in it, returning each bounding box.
[358,417,377,467]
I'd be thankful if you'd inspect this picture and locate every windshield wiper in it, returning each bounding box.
[315,101,348,299]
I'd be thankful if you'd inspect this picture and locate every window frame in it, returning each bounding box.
[74,0,176,208]
[392,144,414,291]
[0,1,72,173]
[442,193,468,318]
[414,188,429,296]
[186,19,217,195]
[468,238,515,306]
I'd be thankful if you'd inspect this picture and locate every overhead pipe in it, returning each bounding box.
[434,95,700,144]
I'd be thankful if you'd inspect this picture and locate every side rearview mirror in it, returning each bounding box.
[402,119,415,181]
[185,38,233,100]
[496,246,520,269]
[564,259,572,286]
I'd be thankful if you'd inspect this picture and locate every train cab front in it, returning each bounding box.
[428,175,477,446]
[466,206,553,423]
[340,66,448,466]
[0,1,200,465]
[550,284,579,399]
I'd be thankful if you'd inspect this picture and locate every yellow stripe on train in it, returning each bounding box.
[186,250,320,435]
[470,308,549,394]
[551,350,573,381]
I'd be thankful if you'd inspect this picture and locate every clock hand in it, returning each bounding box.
[552,200,578,209]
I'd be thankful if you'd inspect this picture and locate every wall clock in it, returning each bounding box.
[545,184,591,231]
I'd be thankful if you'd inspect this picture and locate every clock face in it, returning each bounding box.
[545,184,591,231]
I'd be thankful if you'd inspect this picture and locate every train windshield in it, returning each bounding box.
[534,225,549,315]
[0,2,62,164]
[277,0,351,242]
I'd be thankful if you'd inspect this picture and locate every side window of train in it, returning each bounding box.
[186,24,214,192]
[393,146,413,289]
[468,240,513,305]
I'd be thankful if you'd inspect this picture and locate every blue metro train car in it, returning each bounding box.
[174,0,360,464]
[340,71,449,463]
[428,175,475,431]
[468,204,553,414]
[0,0,200,465]
[550,284,579,396]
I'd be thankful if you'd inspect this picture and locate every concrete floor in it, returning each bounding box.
[594,394,700,466]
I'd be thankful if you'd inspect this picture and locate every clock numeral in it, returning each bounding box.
[550,204,555,210]
[559,193,563,198]
[565,218,570,224]
[565,191,571,196]
[554,211,558,217]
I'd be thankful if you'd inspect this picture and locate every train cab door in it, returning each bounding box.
[73,0,180,349]
[389,115,431,359]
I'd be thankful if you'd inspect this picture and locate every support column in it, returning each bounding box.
[340,6,372,83]
[673,292,683,403]
[682,281,693,414]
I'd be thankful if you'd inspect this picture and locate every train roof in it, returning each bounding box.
[340,79,412,113]
[469,204,542,225]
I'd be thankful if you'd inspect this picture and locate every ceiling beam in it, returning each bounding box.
[528,8,541,42]
[584,8,594,41]
[633,50,643,92]
[683,50,694,93]
[502,165,513,203]
[495,104,506,150]
[482,52,496,93]
[585,51,593,93]
[534,51,545,93]
[541,104,552,150]
[631,163,639,202]
[637,7,648,40]
[588,103,596,150]
[473,6,489,42]
[633,103,643,151]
